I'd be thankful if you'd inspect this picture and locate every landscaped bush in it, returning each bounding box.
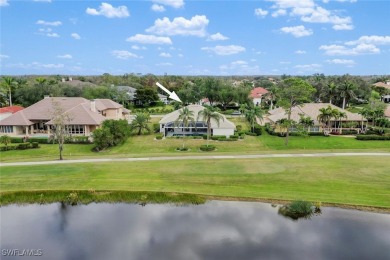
[202,134,208,140]
[0,145,17,151]
[308,132,325,136]
[16,142,31,150]
[155,134,163,140]
[27,137,49,144]
[31,142,39,148]
[211,135,225,140]
[356,135,390,140]
[10,137,24,143]
[341,130,358,135]
[199,144,216,151]
[236,125,242,132]
[153,123,160,133]
[176,147,189,151]
[278,200,315,220]
[245,131,258,136]
[253,125,262,136]
[376,118,390,128]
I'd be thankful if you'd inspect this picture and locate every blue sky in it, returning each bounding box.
[1,0,389,76]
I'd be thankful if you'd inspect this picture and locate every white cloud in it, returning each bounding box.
[146,15,209,37]
[131,45,147,50]
[0,0,9,6]
[47,33,60,38]
[8,62,64,69]
[159,52,172,58]
[280,25,313,37]
[220,60,261,75]
[201,45,246,55]
[0,54,9,59]
[280,61,291,64]
[71,33,81,40]
[319,43,380,55]
[151,4,165,12]
[207,33,229,41]
[126,34,172,45]
[295,50,306,54]
[111,50,142,59]
[345,35,390,46]
[254,8,268,17]
[269,0,354,31]
[156,62,173,66]
[38,28,52,33]
[33,0,52,2]
[152,0,184,8]
[57,54,72,59]
[272,9,287,17]
[86,3,129,18]
[335,0,357,2]
[36,20,62,26]
[326,59,355,65]
[294,63,322,71]
[178,54,184,58]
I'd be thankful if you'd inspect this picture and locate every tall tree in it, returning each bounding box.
[245,105,264,133]
[175,107,195,149]
[339,81,356,109]
[197,106,224,147]
[278,78,316,145]
[218,82,237,110]
[1,76,17,106]
[202,78,222,106]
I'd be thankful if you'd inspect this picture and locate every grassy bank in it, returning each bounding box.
[1,156,389,210]
[0,190,205,206]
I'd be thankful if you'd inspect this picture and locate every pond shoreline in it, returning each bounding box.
[1,190,389,214]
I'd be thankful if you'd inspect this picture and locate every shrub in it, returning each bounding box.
[200,144,216,151]
[236,125,242,132]
[245,131,258,136]
[155,134,163,140]
[202,134,208,140]
[16,142,31,150]
[341,130,358,135]
[356,135,390,140]
[10,137,23,143]
[153,123,160,133]
[31,142,39,148]
[176,147,189,151]
[27,137,49,144]
[253,125,262,136]
[0,145,17,151]
[278,200,314,220]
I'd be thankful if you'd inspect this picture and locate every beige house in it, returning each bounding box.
[0,97,130,137]
[267,103,367,133]
[159,104,235,137]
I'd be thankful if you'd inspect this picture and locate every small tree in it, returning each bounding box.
[245,106,264,133]
[0,135,12,149]
[130,113,151,135]
[92,119,131,151]
[49,100,72,160]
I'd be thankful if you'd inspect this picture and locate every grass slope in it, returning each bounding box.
[1,156,389,209]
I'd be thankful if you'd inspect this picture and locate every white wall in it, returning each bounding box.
[213,128,234,137]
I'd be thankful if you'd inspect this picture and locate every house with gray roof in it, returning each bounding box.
[0,97,130,137]
[159,104,235,137]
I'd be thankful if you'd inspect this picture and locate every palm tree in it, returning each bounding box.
[0,135,11,149]
[327,81,337,104]
[175,107,195,149]
[197,106,224,147]
[267,85,279,110]
[299,115,314,131]
[317,106,340,133]
[130,113,151,135]
[338,111,347,131]
[339,81,356,109]
[1,76,17,106]
[245,106,264,133]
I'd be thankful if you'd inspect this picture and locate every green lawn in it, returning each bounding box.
[1,130,389,162]
[1,156,389,209]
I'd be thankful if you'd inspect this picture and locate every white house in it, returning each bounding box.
[159,104,235,137]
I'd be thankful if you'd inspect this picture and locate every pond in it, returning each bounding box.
[1,201,390,260]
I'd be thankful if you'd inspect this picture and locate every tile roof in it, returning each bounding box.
[0,106,24,114]
[249,87,269,98]
[373,82,390,90]
[267,103,367,124]
[0,97,127,126]
[159,104,235,129]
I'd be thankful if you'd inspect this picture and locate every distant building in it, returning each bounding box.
[0,106,24,122]
[249,87,269,106]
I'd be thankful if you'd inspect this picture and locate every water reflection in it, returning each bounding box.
[1,201,390,260]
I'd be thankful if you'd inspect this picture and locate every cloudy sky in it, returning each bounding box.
[1,0,389,75]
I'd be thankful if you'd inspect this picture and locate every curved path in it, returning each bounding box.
[1,152,389,167]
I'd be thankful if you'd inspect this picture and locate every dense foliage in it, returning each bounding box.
[92,119,131,151]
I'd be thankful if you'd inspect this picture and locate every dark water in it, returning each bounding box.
[1,201,390,260]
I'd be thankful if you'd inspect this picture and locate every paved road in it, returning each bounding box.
[1,152,389,167]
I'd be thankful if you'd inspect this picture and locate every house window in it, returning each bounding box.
[289,127,298,132]
[0,126,13,133]
[309,126,320,132]
[66,125,85,134]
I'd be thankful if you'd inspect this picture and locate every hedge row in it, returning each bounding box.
[199,145,216,151]
[0,142,39,152]
[356,135,390,141]
[10,136,91,144]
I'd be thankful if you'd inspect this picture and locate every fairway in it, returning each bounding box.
[1,156,389,209]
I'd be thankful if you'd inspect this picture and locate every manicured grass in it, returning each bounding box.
[1,156,389,209]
